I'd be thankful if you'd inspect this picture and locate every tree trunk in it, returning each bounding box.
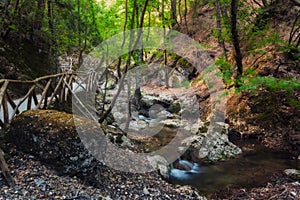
[170,0,178,27]
[78,0,89,68]
[184,0,188,33]
[35,0,45,30]
[215,0,228,61]
[230,0,243,82]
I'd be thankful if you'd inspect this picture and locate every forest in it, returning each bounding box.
[0,0,299,199]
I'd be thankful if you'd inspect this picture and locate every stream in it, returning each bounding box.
[134,124,299,195]
[170,141,299,195]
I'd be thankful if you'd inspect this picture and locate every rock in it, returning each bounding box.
[126,120,148,131]
[141,95,160,107]
[7,110,115,178]
[155,110,174,119]
[120,135,133,147]
[143,187,150,195]
[284,169,300,180]
[148,155,170,179]
[182,122,242,162]
[141,93,175,108]
[161,119,182,128]
[168,102,181,114]
[158,94,174,104]
[182,119,205,134]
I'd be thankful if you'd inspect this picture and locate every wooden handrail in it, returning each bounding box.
[0,72,89,129]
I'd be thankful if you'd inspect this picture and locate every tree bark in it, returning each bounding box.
[215,0,228,61]
[35,0,45,30]
[170,0,178,27]
[184,0,188,33]
[230,0,243,81]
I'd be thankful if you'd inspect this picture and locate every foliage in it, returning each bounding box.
[214,56,300,109]
[237,76,300,93]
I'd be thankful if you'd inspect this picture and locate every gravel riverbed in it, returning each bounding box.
[0,151,206,200]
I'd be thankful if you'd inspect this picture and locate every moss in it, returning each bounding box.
[199,126,208,133]
[168,102,181,114]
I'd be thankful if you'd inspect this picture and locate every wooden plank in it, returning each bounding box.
[2,94,9,124]
[0,80,9,107]
[36,79,52,109]
[5,91,19,115]
[0,149,16,187]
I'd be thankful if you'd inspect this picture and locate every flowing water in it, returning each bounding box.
[143,127,298,195]
[170,142,299,195]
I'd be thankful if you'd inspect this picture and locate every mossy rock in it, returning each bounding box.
[167,102,181,114]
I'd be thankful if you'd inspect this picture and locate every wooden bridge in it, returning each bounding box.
[0,72,93,129]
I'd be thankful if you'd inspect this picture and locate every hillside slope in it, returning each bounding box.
[176,0,300,156]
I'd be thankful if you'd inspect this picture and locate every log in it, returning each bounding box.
[2,94,9,124]
[0,72,74,84]
[32,90,38,106]
[27,92,32,110]
[10,85,36,118]
[5,91,19,115]
[0,80,9,107]
[65,74,73,101]
[47,75,64,107]
[36,79,52,109]
[0,148,16,187]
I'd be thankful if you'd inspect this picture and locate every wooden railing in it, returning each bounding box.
[0,72,89,129]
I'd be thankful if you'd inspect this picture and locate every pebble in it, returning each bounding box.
[143,187,150,195]
[0,152,206,200]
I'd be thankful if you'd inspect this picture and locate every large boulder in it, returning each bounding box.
[6,110,117,176]
[182,122,242,162]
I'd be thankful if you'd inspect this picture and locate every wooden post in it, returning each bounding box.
[37,79,52,109]
[0,149,16,187]
[11,85,36,118]
[32,90,38,106]
[0,81,9,107]
[27,92,32,110]
[6,91,19,115]
[47,75,64,107]
[3,94,9,124]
